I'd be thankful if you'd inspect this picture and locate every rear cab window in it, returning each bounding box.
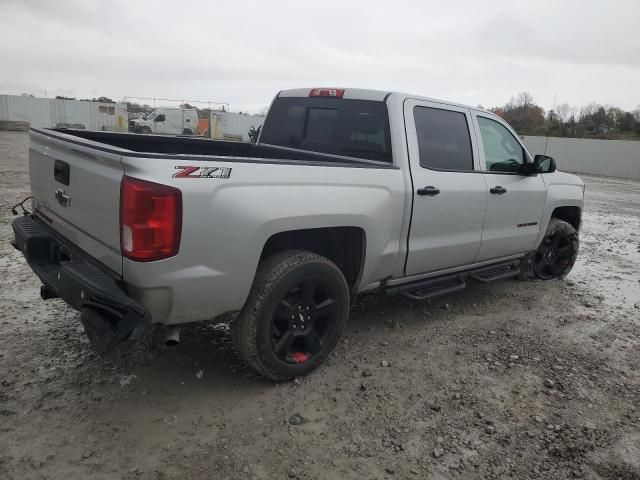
[259,97,393,163]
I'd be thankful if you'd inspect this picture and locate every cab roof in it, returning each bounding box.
[278,87,482,113]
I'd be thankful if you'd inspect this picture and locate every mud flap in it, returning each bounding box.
[81,307,148,360]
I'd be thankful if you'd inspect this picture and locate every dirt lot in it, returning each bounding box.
[0,130,639,480]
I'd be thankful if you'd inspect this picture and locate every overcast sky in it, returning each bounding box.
[1,0,639,114]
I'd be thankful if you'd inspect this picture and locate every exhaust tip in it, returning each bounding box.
[40,285,58,300]
[164,326,180,346]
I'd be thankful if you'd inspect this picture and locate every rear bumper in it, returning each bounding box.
[11,215,151,358]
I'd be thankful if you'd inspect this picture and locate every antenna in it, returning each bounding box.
[544,92,558,154]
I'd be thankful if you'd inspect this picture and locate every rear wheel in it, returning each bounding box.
[182,128,193,135]
[140,126,152,135]
[532,218,579,280]
[231,250,349,381]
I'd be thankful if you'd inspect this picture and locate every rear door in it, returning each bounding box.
[471,113,546,260]
[404,100,488,275]
[29,130,124,274]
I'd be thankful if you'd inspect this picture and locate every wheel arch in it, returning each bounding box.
[551,205,581,231]
[259,227,366,290]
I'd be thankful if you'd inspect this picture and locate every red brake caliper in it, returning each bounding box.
[290,352,310,364]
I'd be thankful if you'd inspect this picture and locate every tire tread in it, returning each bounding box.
[231,250,348,381]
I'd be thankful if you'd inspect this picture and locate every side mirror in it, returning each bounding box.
[533,154,557,174]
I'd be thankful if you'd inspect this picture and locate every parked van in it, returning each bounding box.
[129,108,198,135]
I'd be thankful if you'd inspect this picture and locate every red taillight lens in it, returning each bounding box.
[120,176,182,262]
[309,88,345,98]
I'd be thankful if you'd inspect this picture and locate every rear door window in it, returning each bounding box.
[260,97,392,162]
[413,106,474,171]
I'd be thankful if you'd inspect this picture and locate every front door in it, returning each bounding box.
[404,100,488,276]
[152,113,167,134]
[472,113,546,261]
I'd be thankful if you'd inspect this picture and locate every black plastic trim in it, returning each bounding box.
[54,160,70,185]
[11,215,150,358]
[401,97,416,276]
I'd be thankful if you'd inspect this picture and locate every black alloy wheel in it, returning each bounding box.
[231,250,349,381]
[271,278,339,364]
[533,218,579,280]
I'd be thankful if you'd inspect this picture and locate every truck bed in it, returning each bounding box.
[23,91,404,335]
[43,129,395,168]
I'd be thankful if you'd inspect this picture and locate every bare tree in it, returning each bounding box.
[513,92,535,108]
[580,102,600,119]
[492,93,545,134]
[555,103,576,123]
[606,106,624,130]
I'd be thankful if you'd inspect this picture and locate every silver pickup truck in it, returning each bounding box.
[12,87,584,380]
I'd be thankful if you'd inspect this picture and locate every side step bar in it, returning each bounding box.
[468,262,520,283]
[387,273,466,301]
[386,260,521,301]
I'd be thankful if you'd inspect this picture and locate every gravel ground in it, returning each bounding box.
[0,131,639,480]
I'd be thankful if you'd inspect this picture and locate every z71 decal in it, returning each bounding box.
[173,166,232,179]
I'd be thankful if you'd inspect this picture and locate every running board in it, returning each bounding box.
[468,261,521,283]
[387,273,467,301]
[385,260,521,301]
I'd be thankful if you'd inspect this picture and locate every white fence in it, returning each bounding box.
[523,136,640,181]
[0,94,128,131]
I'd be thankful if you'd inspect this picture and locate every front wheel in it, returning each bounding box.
[231,250,349,381]
[532,218,579,280]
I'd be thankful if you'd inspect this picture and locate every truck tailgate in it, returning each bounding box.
[29,130,124,275]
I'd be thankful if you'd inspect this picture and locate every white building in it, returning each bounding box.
[0,94,128,131]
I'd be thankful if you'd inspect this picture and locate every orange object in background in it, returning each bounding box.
[196,118,210,137]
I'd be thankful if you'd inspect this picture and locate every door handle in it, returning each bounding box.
[417,186,440,196]
[54,160,70,185]
[490,186,507,195]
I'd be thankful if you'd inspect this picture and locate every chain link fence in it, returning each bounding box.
[122,96,265,142]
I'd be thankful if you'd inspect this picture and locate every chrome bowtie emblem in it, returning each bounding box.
[55,188,71,207]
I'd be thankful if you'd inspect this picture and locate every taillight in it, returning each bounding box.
[120,176,182,262]
[309,88,344,98]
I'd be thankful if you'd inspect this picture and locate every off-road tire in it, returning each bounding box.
[231,250,349,381]
[523,218,579,280]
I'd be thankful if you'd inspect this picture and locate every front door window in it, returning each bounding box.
[477,116,525,173]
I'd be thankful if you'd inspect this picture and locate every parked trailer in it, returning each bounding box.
[210,111,265,142]
[0,94,128,131]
